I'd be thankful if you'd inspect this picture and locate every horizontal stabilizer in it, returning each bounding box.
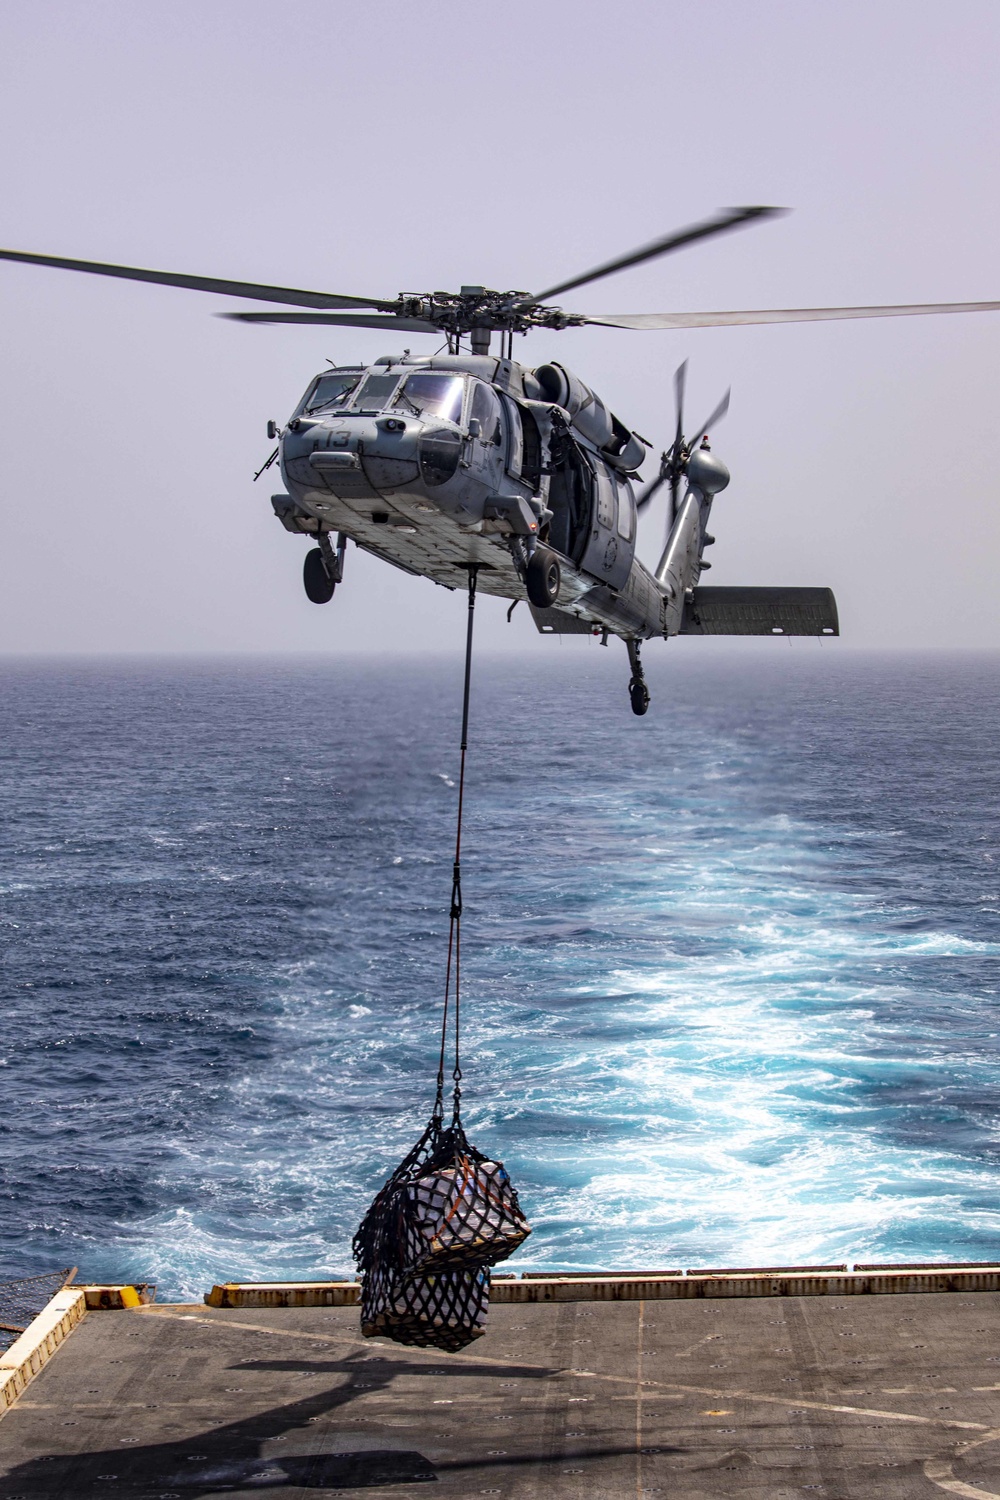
[680,587,838,636]
[530,605,598,635]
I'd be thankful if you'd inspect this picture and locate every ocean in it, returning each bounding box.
[2,648,999,1302]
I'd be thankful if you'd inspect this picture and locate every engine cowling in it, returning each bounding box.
[532,362,644,473]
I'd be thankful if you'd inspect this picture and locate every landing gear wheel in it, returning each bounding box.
[525,547,561,609]
[625,637,650,716]
[303,547,336,604]
[629,679,650,716]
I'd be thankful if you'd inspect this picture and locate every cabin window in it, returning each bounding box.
[303,370,363,413]
[351,373,402,411]
[595,468,615,529]
[393,373,465,424]
[616,479,635,541]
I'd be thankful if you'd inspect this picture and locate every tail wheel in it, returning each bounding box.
[303,547,336,604]
[629,679,650,716]
[525,547,561,609]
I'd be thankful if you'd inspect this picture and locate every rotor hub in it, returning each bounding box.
[397,289,583,336]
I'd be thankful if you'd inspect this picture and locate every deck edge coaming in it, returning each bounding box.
[203,1264,1000,1308]
[0,1289,86,1415]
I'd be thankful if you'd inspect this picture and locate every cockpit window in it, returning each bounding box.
[350,373,402,411]
[470,381,501,442]
[392,373,465,424]
[304,370,362,413]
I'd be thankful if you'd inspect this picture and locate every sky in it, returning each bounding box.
[0,0,998,655]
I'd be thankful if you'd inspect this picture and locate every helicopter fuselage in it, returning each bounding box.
[273,351,686,641]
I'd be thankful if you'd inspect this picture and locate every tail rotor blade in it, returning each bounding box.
[689,387,731,448]
[667,468,681,545]
[635,469,668,514]
[673,359,687,454]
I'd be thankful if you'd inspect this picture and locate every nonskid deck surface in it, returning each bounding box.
[3,1288,1000,1497]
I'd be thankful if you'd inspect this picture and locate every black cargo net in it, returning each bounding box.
[0,1270,75,1353]
[353,569,531,1352]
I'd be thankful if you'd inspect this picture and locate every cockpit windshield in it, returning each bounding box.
[304,370,362,413]
[392,373,465,425]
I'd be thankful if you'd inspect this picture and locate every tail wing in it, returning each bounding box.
[679,587,838,636]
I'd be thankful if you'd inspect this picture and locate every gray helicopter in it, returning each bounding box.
[3,206,999,714]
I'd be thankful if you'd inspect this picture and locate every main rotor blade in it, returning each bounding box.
[222,311,439,332]
[527,207,785,306]
[582,299,1000,329]
[689,388,731,448]
[0,247,396,311]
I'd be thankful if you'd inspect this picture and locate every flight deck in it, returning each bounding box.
[2,1267,1000,1496]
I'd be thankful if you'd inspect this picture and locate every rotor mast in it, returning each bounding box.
[463,287,492,356]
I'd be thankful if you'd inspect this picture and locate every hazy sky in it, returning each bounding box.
[0,0,998,656]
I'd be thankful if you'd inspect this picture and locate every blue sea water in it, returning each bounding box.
[2,648,1000,1301]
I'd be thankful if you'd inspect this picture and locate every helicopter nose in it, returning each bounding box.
[284,415,421,493]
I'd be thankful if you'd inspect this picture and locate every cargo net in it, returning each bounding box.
[0,1270,75,1354]
[353,1117,530,1352]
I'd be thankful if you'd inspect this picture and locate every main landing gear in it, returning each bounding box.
[626,638,650,716]
[525,545,561,609]
[303,532,346,604]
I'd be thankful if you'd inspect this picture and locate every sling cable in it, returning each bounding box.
[352,567,531,1351]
